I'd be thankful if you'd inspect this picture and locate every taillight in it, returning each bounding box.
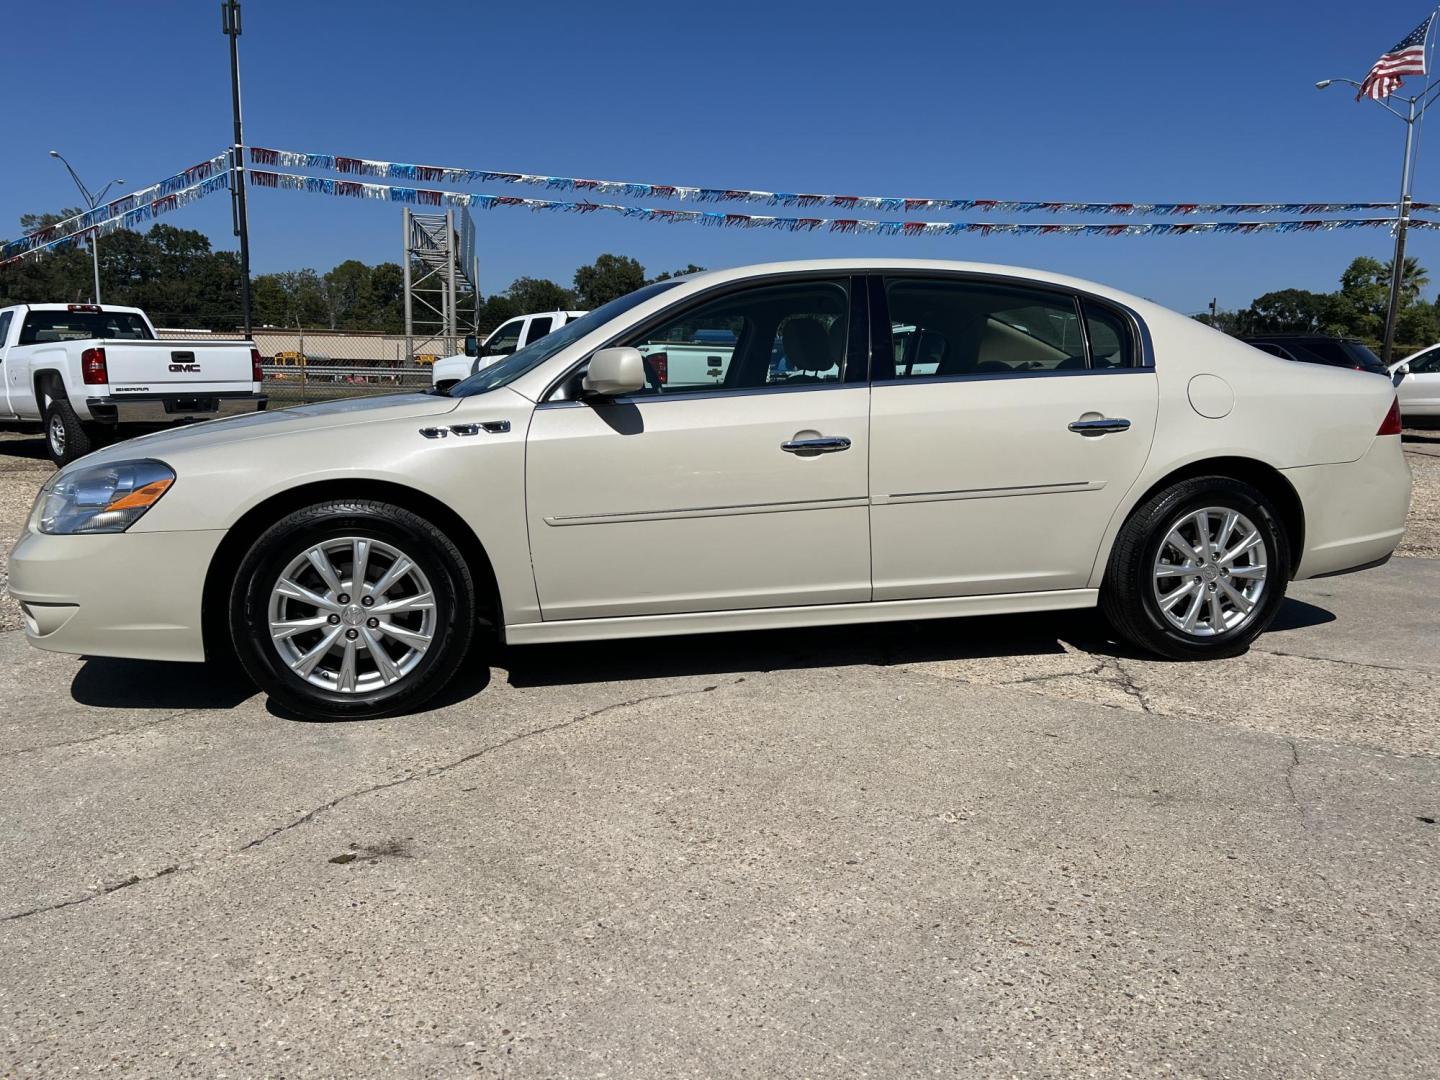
[1377,396,1403,436]
[250,348,264,382]
[647,351,668,384]
[81,347,108,385]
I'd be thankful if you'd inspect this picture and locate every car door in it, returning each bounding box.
[525,276,872,621]
[1399,344,1440,415]
[867,274,1159,599]
[0,311,14,416]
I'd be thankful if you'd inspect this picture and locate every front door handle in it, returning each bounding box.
[1068,417,1131,436]
[781,436,852,454]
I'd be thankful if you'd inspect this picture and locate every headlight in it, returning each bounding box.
[31,459,176,535]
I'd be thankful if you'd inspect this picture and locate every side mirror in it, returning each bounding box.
[582,347,645,397]
[1393,362,1411,386]
[463,334,478,357]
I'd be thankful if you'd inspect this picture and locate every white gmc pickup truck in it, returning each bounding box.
[0,303,266,464]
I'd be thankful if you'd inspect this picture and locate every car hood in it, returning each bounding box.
[76,392,461,468]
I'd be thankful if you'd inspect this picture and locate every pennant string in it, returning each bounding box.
[248,145,1423,218]
[245,168,1437,239]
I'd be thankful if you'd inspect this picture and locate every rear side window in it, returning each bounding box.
[1082,300,1136,368]
[879,278,1088,379]
[525,316,553,344]
[18,310,153,344]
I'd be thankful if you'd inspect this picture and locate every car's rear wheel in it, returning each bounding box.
[44,397,92,466]
[1101,476,1290,660]
[230,500,475,719]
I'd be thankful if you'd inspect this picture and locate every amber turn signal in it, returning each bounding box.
[105,478,174,512]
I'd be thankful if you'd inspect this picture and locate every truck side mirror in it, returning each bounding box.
[463,334,478,357]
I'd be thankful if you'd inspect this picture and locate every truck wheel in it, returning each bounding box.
[43,398,93,466]
[230,500,476,720]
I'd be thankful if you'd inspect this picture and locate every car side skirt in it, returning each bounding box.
[505,588,1099,645]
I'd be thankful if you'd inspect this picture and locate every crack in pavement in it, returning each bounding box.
[2,865,185,922]
[3,679,745,922]
[0,707,206,759]
[1253,648,1435,677]
[1282,738,1307,824]
[238,678,744,852]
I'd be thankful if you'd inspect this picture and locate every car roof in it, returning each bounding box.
[678,258,1155,312]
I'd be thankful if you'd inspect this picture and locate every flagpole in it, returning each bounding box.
[1381,97,1416,367]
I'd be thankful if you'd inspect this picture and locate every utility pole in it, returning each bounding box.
[1209,297,1218,325]
[222,0,253,337]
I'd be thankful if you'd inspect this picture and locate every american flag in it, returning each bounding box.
[1358,13,1436,100]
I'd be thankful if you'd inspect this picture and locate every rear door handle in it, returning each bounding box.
[781,436,852,454]
[1068,417,1131,436]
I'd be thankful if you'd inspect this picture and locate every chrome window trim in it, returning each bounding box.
[534,378,865,410]
[869,366,1155,388]
[871,269,1154,374]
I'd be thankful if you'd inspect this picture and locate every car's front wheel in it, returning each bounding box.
[1101,476,1290,660]
[231,500,475,719]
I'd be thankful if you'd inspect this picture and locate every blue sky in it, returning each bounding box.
[4,0,1440,313]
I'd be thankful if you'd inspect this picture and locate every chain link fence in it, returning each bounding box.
[150,316,455,405]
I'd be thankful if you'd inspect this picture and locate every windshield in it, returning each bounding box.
[450,281,680,397]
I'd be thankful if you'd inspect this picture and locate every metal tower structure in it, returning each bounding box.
[401,207,479,365]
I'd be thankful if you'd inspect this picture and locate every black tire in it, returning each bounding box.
[43,396,93,466]
[230,500,476,720]
[1100,476,1290,660]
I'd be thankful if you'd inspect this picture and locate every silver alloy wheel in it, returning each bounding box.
[266,536,437,694]
[48,413,66,457]
[1151,506,1268,638]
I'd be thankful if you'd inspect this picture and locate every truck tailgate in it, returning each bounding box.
[101,339,255,394]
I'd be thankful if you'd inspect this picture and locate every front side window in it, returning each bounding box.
[879,278,1087,380]
[1408,347,1440,374]
[0,312,12,347]
[483,318,526,356]
[620,279,850,395]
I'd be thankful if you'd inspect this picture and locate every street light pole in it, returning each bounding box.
[1317,76,1440,364]
[222,0,253,337]
[47,151,124,305]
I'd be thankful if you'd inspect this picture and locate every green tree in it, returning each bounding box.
[505,276,577,312]
[1385,255,1430,306]
[1238,289,1331,334]
[650,263,706,283]
[573,253,646,307]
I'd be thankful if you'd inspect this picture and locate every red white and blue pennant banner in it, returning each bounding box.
[1,154,231,262]
[250,146,1422,217]
[249,168,1438,237]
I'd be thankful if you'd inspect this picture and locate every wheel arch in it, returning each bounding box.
[200,478,504,662]
[33,368,65,404]
[1108,456,1305,580]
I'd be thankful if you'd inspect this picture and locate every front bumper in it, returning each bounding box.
[7,528,225,662]
[85,391,267,425]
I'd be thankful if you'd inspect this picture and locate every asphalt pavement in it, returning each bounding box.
[0,557,1436,1078]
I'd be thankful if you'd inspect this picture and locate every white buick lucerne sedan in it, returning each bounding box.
[9,260,1411,719]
